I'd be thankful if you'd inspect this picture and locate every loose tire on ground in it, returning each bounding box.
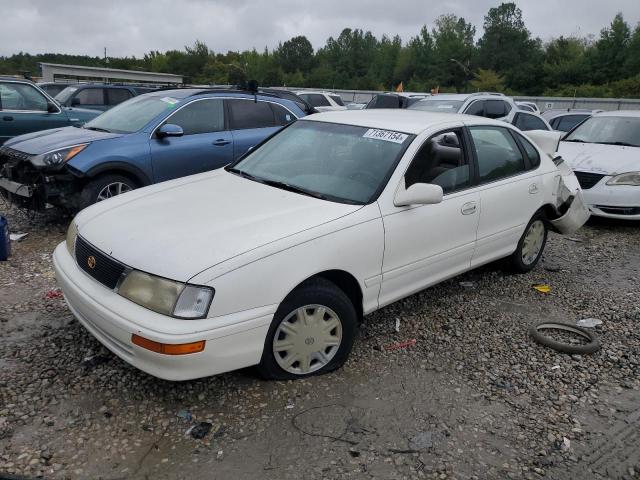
[78,173,137,210]
[257,277,358,380]
[529,321,601,355]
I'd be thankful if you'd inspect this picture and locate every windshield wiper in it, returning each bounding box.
[564,138,586,143]
[227,167,327,200]
[83,126,111,133]
[596,141,638,147]
[227,167,261,181]
[261,179,328,200]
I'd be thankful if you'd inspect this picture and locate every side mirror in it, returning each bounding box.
[156,124,184,138]
[71,97,81,106]
[46,101,58,113]
[394,182,444,207]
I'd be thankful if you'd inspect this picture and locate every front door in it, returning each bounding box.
[379,128,480,307]
[149,98,233,183]
[0,81,68,143]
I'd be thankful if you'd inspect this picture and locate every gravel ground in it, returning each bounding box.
[0,200,639,480]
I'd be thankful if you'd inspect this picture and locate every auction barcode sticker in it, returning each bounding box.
[363,129,408,144]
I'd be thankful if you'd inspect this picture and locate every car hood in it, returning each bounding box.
[558,141,640,175]
[76,170,362,282]
[3,126,124,155]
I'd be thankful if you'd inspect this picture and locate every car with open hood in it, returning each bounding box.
[53,110,589,381]
[0,88,305,210]
[558,110,640,220]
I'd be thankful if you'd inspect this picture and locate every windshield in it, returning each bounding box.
[565,116,640,147]
[229,121,413,204]
[409,99,464,113]
[54,86,78,104]
[84,95,177,134]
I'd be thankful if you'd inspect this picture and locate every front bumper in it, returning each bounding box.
[53,243,273,380]
[582,180,640,220]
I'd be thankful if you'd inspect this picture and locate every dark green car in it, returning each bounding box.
[0,78,100,145]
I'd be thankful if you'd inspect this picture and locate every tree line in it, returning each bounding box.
[1,3,639,98]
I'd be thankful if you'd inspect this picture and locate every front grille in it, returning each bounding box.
[574,171,605,190]
[596,206,640,216]
[74,236,127,289]
[0,147,34,163]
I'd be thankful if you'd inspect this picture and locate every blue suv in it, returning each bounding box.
[0,88,306,210]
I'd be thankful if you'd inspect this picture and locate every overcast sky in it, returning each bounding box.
[1,0,639,58]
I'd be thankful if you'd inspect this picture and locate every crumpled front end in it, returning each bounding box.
[0,146,83,210]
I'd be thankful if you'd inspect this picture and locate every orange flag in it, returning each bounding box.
[395,82,404,93]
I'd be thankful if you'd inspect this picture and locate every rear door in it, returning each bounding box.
[467,125,542,267]
[106,88,134,109]
[227,99,295,159]
[0,81,68,143]
[72,87,107,111]
[149,98,233,182]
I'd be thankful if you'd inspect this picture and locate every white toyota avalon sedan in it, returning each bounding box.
[54,110,589,381]
[558,110,640,220]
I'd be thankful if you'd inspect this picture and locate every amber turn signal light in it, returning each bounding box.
[131,334,205,355]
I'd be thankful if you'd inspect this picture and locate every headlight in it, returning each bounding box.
[31,144,88,168]
[606,172,640,186]
[66,221,78,255]
[118,270,214,319]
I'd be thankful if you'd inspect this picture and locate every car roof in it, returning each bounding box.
[593,110,640,118]
[301,109,505,135]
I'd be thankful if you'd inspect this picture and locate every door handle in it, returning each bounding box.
[212,139,231,146]
[529,183,539,194]
[461,202,477,215]
[2,116,13,121]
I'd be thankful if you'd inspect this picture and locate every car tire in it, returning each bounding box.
[508,213,548,273]
[257,277,358,381]
[79,174,137,210]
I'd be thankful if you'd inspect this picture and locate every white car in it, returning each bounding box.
[516,101,540,114]
[53,110,589,381]
[409,92,518,119]
[504,110,553,132]
[558,110,640,220]
[294,91,347,112]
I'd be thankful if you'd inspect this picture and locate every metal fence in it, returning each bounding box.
[287,87,640,111]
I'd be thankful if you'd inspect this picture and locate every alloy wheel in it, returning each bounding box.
[96,182,133,202]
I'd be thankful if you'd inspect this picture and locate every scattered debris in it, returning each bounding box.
[285,399,295,410]
[394,317,401,332]
[532,284,551,293]
[561,437,571,451]
[384,339,417,351]
[81,353,111,368]
[177,410,193,422]
[459,281,475,289]
[551,365,561,370]
[564,237,584,243]
[409,431,434,451]
[577,318,603,328]
[9,233,28,242]
[189,422,212,440]
[44,289,64,299]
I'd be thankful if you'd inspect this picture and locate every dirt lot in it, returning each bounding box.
[1,202,639,480]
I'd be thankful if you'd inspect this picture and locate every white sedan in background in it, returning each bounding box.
[295,91,347,112]
[54,110,588,381]
[558,111,640,220]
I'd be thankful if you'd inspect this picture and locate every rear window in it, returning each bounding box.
[409,99,464,113]
[299,93,331,107]
[329,95,345,106]
[228,99,276,130]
